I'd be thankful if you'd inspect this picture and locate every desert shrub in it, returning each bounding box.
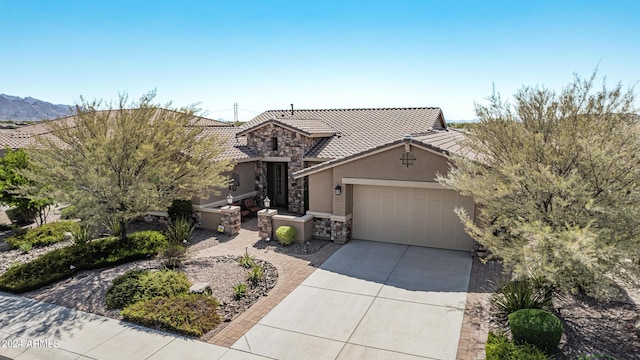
[509,309,562,354]
[106,269,190,309]
[491,277,553,320]
[59,205,78,220]
[5,220,80,249]
[71,224,95,247]
[121,294,221,337]
[104,217,122,236]
[161,243,186,269]
[233,283,247,299]
[0,223,16,231]
[247,264,264,286]
[0,230,167,293]
[275,226,296,246]
[485,331,549,360]
[165,217,194,244]
[167,199,193,223]
[18,243,32,253]
[6,205,37,225]
[238,249,255,268]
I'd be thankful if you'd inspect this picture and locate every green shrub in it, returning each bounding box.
[247,264,264,286]
[167,199,193,223]
[5,220,80,249]
[509,309,562,354]
[18,243,32,253]
[59,205,78,220]
[121,294,221,337]
[491,277,553,320]
[161,243,186,269]
[71,224,94,247]
[165,217,194,244]
[233,283,247,299]
[238,249,255,268]
[486,331,550,360]
[275,226,296,246]
[106,269,190,309]
[0,231,167,293]
[6,205,37,225]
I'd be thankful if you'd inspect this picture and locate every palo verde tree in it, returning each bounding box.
[27,91,232,241]
[439,72,640,299]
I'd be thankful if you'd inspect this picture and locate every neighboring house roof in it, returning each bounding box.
[0,109,248,162]
[293,129,475,179]
[240,107,445,159]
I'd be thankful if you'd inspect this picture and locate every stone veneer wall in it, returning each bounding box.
[247,125,318,214]
[312,217,352,244]
[220,206,241,235]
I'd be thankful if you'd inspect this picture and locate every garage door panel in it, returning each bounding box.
[353,185,473,251]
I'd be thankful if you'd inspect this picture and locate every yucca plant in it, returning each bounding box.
[491,276,554,321]
[233,283,247,299]
[71,224,94,247]
[165,217,194,244]
[238,248,255,268]
[247,264,264,286]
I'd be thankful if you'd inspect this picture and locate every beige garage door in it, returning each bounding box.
[352,185,474,250]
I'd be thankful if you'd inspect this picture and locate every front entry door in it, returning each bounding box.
[267,162,288,208]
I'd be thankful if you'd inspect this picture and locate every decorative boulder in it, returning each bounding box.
[189,282,212,295]
[63,232,73,241]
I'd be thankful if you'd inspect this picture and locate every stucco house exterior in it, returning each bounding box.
[196,107,477,251]
[0,107,476,251]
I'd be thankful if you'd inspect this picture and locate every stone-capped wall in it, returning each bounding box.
[312,216,352,244]
[247,125,318,214]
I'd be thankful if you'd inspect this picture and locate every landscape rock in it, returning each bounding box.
[189,282,212,295]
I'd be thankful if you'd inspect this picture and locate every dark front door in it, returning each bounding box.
[267,162,288,208]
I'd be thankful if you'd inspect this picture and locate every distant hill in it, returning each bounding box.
[0,94,72,121]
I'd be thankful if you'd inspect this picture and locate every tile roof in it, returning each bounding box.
[240,107,445,159]
[198,126,255,161]
[236,118,336,137]
[293,129,475,178]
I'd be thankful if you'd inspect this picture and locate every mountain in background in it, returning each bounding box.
[0,94,73,121]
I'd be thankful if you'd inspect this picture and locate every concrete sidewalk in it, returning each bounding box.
[0,292,268,360]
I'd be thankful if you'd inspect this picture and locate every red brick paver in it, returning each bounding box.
[456,258,506,360]
[193,219,340,348]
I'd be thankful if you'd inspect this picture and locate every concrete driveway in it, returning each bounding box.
[232,240,472,360]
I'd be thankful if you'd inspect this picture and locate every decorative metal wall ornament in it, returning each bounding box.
[400,152,416,167]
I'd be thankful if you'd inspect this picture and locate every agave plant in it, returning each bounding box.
[165,216,194,244]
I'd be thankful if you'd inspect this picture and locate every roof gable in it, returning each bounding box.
[241,107,445,159]
[236,118,336,137]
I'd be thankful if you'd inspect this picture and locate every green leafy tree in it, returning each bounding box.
[27,91,232,241]
[0,148,53,225]
[439,72,640,299]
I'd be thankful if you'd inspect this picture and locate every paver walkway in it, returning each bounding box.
[196,218,341,347]
[455,258,505,360]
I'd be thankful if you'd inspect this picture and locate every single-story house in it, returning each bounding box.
[198,107,477,251]
[0,107,477,251]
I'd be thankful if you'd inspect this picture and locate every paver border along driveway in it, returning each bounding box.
[232,240,473,360]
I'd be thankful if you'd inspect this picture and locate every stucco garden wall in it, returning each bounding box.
[192,161,256,206]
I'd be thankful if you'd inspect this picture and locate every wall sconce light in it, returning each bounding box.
[335,185,342,196]
[227,194,234,206]
[264,196,271,209]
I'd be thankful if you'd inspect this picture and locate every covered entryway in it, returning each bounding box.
[352,185,474,250]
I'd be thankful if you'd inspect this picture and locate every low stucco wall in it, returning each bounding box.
[193,161,256,206]
[198,208,222,230]
[272,214,313,243]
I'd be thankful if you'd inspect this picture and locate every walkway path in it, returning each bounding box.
[194,218,341,347]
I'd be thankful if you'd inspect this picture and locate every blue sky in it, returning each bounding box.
[1,0,638,121]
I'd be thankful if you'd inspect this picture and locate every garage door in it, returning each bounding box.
[352,185,474,250]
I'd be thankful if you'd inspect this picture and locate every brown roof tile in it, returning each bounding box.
[240,107,445,159]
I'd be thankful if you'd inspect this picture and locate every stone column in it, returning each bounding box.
[258,209,278,240]
[220,205,241,235]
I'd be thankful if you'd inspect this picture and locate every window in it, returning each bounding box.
[271,137,278,151]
